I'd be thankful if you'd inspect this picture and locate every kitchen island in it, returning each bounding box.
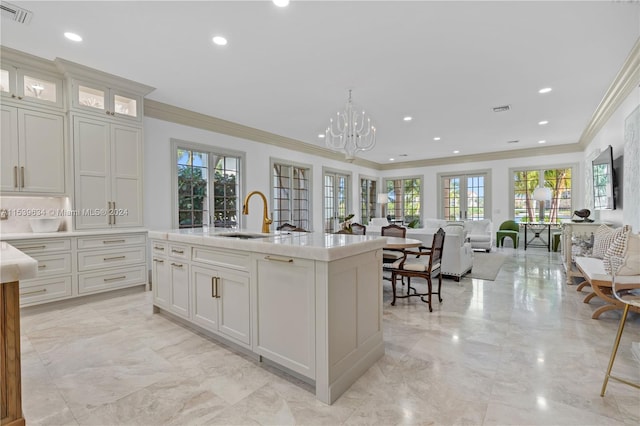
[149,229,386,404]
[1,242,38,426]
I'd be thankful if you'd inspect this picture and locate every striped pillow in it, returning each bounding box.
[592,225,624,259]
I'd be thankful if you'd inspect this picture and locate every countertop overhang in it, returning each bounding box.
[1,242,38,283]
[149,229,387,262]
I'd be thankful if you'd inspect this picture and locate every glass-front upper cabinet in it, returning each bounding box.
[1,65,63,109]
[72,79,141,121]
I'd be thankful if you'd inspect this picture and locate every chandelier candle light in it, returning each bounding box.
[325,90,376,162]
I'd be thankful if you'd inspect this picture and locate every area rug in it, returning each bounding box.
[470,252,507,281]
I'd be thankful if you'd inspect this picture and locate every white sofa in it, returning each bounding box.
[369,219,473,281]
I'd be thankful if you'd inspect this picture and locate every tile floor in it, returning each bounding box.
[20,248,640,425]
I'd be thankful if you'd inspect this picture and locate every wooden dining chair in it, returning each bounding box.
[350,222,366,235]
[276,223,308,232]
[389,228,446,312]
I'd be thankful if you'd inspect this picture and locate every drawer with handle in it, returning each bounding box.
[10,238,72,254]
[19,276,72,306]
[168,243,188,260]
[77,246,146,271]
[78,265,146,294]
[151,241,168,255]
[77,233,147,250]
[23,252,72,278]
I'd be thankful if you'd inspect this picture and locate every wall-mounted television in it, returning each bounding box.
[592,145,616,210]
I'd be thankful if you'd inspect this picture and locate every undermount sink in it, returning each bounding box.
[217,232,273,239]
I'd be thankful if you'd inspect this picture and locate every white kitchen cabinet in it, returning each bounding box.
[70,79,142,122]
[1,62,63,109]
[253,254,316,378]
[169,257,190,319]
[1,105,65,194]
[152,257,170,309]
[11,238,73,306]
[75,232,148,297]
[73,114,143,229]
[192,265,251,346]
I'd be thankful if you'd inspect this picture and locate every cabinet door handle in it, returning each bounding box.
[103,239,125,244]
[215,277,221,298]
[20,166,25,188]
[264,255,294,263]
[19,245,46,250]
[103,256,126,261]
[153,258,164,263]
[112,201,116,225]
[170,262,183,268]
[171,249,184,254]
[211,277,216,298]
[14,166,18,188]
[20,288,47,296]
[106,111,111,116]
[153,246,165,251]
[107,201,113,225]
[104,275,126,282]
[38,264,47,269]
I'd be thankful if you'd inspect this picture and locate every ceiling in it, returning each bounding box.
[1,1,639,164]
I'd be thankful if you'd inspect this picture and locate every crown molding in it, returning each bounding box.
[144,99,381,169]
[377,143,583,170]
[578,37,640,148]
[0,45,60,75]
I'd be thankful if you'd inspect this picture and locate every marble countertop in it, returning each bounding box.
[149,228,386,262]
[0,228,148,241]
[1,242,38,283]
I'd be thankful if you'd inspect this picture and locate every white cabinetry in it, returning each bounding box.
[1,102,65,194]
[73,115,143,229]
[192,264,251,346]
[253,255,316,378]
[70,79,142,122]
[1,60,63,109]
[10,238,73,306]
[75,233,147,296]
[152,242,190,319]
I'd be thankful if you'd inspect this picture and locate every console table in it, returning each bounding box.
[522,222,561,251]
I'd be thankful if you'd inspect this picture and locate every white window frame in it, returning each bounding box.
[270,157,313,231]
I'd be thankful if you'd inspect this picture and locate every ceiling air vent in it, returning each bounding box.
[492,105,511,113]
[507,140,519,144]
[1,2,33,24]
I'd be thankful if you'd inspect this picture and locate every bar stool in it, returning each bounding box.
[600,255,640,396]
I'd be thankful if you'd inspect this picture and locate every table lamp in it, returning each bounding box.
[532,187,552,222]
[377,193,388,218]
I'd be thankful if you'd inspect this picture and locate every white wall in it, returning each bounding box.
[584,87,640,229]
[143,117,380,232]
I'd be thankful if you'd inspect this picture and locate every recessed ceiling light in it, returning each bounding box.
[64,32,82,42]
[433,137,441,141]
[453,150,460,154]
[273,0,290,7]
[403,116,412,121]
[318,133,325,138]
[538,87,552,94]
[538,140,547,144]
[212,36,228,46]
[538,120,549,125]
[389,158,395,161]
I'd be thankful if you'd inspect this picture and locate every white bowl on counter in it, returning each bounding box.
[29,217,61,233]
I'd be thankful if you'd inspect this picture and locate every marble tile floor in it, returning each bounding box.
[20,247,640,425]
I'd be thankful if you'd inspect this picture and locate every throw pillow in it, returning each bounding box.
[592,225,623,259]
[607,232,640,276]
[603,226,630,274]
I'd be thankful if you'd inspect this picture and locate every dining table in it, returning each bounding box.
[383,237,422,250]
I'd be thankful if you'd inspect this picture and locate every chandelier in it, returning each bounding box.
[325,90,376,162]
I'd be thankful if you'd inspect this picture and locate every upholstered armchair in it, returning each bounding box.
[464,219,493,252]
[441,225,473,281]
